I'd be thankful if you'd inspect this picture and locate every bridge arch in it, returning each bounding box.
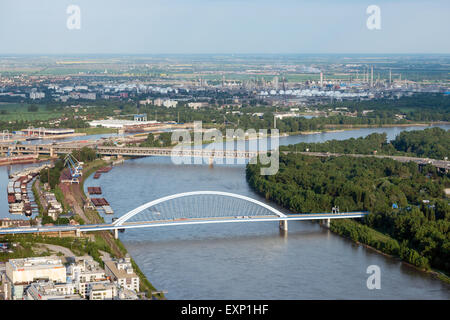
[112,191,287,226]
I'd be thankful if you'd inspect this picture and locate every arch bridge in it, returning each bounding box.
[0,191,368,238]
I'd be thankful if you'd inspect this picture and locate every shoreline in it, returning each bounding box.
[79,159,163,299]
[286,121,450,136]
[329,223,450,285]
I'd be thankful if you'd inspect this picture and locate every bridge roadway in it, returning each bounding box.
[285,151,450,171]
[1,141,448,169]
[0,143,260,159]
[0,212,368,236]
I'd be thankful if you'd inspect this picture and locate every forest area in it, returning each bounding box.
[246,152,450,275]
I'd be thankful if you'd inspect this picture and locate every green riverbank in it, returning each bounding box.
[330,219,450,285]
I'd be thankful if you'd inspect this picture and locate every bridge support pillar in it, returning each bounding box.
[279,220,288,232]
[49,147,54,158]
[75,228,81,237]
[113,229,118,239]
[322,218,331,229]
[208,156,214,168]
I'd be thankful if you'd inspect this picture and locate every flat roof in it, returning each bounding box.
[104,260,138,279]
[8,256,64,270]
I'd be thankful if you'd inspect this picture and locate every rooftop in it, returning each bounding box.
[8,256,64,270]
[104,259,138,279]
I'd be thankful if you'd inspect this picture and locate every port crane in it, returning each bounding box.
[64,154,83,184]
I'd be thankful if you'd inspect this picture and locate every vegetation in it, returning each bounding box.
[247,153,450,274]
[0,234,114,266]
[39,159,64,189]
[0,93,448,135]
[139,132,173,147]
[392,127,450,159]
[281,128,450,160]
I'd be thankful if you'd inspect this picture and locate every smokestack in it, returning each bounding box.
[370,66,374,87]
[320,72,323,87]
[389,69,392,84]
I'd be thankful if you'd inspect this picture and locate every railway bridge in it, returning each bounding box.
[1,142,448,171]
[0,143,261,160]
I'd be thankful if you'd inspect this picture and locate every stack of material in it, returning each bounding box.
[87,187,102,195]
[91,198,110,206]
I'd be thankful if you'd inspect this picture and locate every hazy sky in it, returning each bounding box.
[0,0,449,54]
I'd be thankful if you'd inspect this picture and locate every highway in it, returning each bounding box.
[284,151,450,171]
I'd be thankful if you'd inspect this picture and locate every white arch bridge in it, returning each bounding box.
[0,191,368,238]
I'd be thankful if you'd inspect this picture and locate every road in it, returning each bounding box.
[284,151,450,171]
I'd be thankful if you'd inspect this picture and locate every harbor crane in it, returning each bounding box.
[64,154,83,184]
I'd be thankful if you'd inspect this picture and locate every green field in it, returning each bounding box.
[0,103,64,121]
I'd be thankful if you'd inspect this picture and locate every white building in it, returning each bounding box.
[66,256,111,299]
[5,255,139,300]
[30,91,45,100]
[104,255,140,293]
[6,256,66,285]
[188,102,208,110]
[88,119,158,129]
[163,99,178,108]
[89,283,117,300]
[6,256,66,300]
[26,281,81,300]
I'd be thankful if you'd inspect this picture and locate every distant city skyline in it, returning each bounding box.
[1,0,449,54]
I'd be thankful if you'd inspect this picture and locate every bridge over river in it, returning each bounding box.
[1,140,448,170]
[0,191,368,238]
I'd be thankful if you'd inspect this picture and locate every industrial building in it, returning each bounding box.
[88,119,158,129]
[21,128,75,136]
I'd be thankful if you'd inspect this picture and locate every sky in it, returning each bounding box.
[0,0,449,54]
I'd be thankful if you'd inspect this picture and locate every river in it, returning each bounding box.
[84,124,450,299]
[2,125,450,299]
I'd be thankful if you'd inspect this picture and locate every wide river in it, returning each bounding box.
[3,125,450,299]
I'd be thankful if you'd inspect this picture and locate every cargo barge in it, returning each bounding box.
[96,167,112,173]
[91,198,110,206]
[87,187,102,195]
[0,155,39,166]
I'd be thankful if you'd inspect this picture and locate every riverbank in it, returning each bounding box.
[73,158,163,299]
[329,219,450,285]
[245,147,450,287]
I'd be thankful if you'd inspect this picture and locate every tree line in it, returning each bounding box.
[246,153,450,273]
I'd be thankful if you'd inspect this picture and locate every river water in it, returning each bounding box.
[2,125,450,299]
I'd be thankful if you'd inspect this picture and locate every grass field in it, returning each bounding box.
[0,103,64,121]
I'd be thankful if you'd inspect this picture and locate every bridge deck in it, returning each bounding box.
[0,212,368,235]
[1,141,448,169]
